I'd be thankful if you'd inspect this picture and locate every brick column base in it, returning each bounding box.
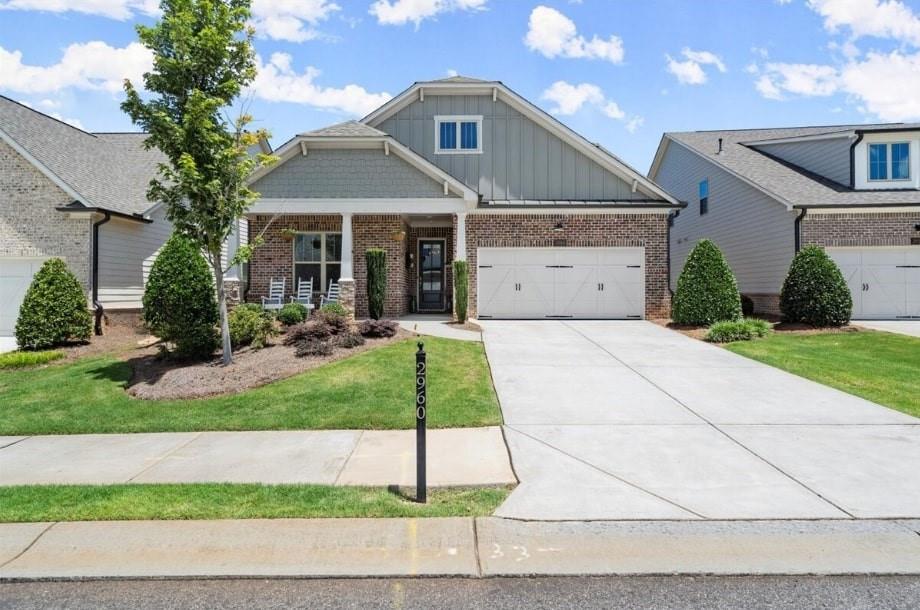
[339,279,356,319]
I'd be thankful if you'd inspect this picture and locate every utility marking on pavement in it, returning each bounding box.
[561,321,857,519]
[512,545,530,562]
[490,543,504,559]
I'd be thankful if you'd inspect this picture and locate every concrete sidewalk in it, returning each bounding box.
[398,315,481,342]
[2,517,920,579]
[0,428,515,487]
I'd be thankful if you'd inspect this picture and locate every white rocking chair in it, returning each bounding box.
[290,278,315,311]
[261,277,286,310]
[320,280,340,308]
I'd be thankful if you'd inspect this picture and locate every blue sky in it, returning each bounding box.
[2,0,920,171]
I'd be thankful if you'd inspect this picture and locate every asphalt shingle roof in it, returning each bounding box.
[665,124,920,207]
[300,120,388,138]
[0,95,164,216]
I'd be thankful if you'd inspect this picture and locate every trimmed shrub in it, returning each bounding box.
[339,332,366,349]
[143,233,219,359]
[780,246,852,327]
[15,258,92,350]
[285,309,351,358]
[366,248,386,320]
[277,302,308,326]
[672,239,742,326]
[0,350,64,369]
[319,302,348,317]
[295,339,333,358]
[284,320,331,344]
[705,318,772,343]
[740,294,755,317]
[228,304,277,349]
[358,319,398,338]
[453,260,469,323]
[315,309,349,335]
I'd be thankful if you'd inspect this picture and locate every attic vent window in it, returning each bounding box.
[435,115,482,154]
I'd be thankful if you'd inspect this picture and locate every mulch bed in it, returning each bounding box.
[652,318,862,341]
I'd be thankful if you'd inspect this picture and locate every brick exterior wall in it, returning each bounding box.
[463,213,672,319]
[801,211,920,248]
[407,225,454,313]
[0,139,92,292]
[353,215,409,318]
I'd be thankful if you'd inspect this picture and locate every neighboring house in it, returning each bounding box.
[650,124,920,320]
[246,76,683,320]
[0,96,248,341]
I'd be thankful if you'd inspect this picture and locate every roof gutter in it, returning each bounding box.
[91,210,111,335]
[792,202,920,210]
[849,131,864,188]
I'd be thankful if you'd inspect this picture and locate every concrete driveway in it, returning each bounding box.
[853,320,920,338]
[481,320,919,521]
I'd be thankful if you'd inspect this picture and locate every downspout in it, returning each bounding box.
[91,210,111,335]
[666,209,680,296]
[794,207,807,253]
[849,132,863,188]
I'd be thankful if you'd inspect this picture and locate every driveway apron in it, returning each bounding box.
[481,320,919,521]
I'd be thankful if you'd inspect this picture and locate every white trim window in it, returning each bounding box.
[868,142,911,181]
[435,115,482,154]
[293,232,341,293]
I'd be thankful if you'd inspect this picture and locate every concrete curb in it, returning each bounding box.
[2,518,920,580]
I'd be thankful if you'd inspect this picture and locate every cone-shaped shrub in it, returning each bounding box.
[15,258,92,349]
[672,239,742,325]
[453,260,469,323]
[143,233,219,359]
[780,245,852,327]
[366,248,386,320]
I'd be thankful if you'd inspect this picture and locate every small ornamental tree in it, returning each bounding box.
[366,248,386,320]
[143,233,219,359]
[672,239,742,325]
[453,260,469,323]
[15,258,92,349]
[780,245,852,327]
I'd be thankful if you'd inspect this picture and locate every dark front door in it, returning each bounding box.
[418,240,445,311]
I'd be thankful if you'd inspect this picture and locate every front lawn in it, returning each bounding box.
[726,330,920,418]
[0,337,501,435]
[0,484,511,522]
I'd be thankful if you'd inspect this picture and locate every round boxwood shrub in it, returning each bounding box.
[229,303,277,349]
[319,302,348,317]
[780,245,852,327]
[143,233,219,359]
[276,302,308,326]
[366,248,386,320]
[672,239,742,325]
[15,258,92,350]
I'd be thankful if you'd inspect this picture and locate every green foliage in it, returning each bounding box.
[705,318,772,343]
[228,304,277,349]
[672,239,742,325]
[120,0,276,364]
[0,350,63,369]
[15,258,92,350]
[780,246,852,327]
[453,260,469,323]
[366,248,387,320]
[143,233,219,359]
[319,302,348,317]
[276,302,308,326]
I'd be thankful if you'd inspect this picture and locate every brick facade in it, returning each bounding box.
[0,139,92,292]
[801,211,920,248]
[353,215,409,318]
[463,212,672,319]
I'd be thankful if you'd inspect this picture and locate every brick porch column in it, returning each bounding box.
[339,212,356,316]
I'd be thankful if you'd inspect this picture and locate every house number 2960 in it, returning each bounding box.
[416,360,427,420]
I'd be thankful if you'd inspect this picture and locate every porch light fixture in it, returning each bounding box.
[553,221,564,232]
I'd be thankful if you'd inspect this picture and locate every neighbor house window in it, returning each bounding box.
[435,115,482,154]
[869,142,911,181]
[293,232,341,293]
[699,179,709,215]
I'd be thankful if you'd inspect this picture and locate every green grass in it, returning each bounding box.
[726,330,920,418]
[0,337,501,435]
[0,350,63,369]
[0,484,511,522]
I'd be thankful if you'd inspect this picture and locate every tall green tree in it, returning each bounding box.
[121,0,272,364]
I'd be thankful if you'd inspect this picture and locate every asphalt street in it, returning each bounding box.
[2,576,919,609]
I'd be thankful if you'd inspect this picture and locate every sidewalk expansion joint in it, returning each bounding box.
[0,436,32,450]
[0,522,57,571]
[125,432,203,483]
[333,431,363,485]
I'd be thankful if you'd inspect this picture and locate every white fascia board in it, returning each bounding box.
[249,198,474,215]
[665,137,795,211]
[647,135,671,180]
[0,126,88,206]
[743,131,856,147]
[471,207,673,215]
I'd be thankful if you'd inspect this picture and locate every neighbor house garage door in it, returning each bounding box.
[0,258,46,337]
[827,247,920,319]
[477,247,645,319]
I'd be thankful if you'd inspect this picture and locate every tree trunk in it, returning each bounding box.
[210,250,233,365]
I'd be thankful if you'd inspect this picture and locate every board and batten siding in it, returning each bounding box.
[377,95,641,201]
[752,137,852,186]
[655,141,796,295]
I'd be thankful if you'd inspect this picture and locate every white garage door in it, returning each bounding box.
[827,247,920,320]
[477,247,645,319]
[0,258,46,337]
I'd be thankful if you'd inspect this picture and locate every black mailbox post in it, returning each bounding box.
[415,342,427,503]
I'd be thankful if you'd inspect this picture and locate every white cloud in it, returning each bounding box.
[524,5,624,64]
[754,62,840,99]
[540,80,641,131]
[840,50,920,120]
[0,0,158,20]
[50,112,85,130]
[369,0,486,28]
[249,0,340,42]
[446,68,459,77]
[0,42,152,94]
[249,53,391,116]
[665,48,726,85]
[807,0,920,46]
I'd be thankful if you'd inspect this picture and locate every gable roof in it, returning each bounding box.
[0,95,163,217]
[650,124,920,209]
[360,78,680,206]
[301,120,387,138]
